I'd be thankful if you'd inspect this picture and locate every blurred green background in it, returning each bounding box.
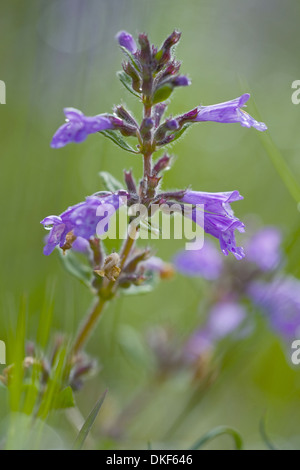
[1,0,300,449]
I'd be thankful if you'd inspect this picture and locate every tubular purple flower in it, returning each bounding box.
[51,108,114,148]
[173,240,223,280]
[41,192,127,255]
[116,31,137,54]
[181,190,243,216]
[248,277,300,340]
[246,227,282,271]
[179,190,245,259]
[191,94,267,131]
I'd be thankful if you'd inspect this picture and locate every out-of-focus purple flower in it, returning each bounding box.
[116,31,137,53]
[183,301,247,362]
[41,193,127,255]
[180,190,245,260]
[173,240,223,280]
[191,94,267,131]
[248,277,300,340]
[246,227,282,271]
[183,329,214,362]
[51,108,114,148]
[207,302,247,339]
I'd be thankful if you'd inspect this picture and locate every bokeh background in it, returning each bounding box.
[1,0,300,449]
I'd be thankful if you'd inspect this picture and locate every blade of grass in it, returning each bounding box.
[73,389,108,450]
[239,79,300,205]
[259,415,278,450]
[189,425,243,450]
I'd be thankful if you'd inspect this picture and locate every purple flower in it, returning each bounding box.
[248,277,300,340]
[51,108,114,148]
[180,190,245,259]
[183,301,247,361]
[207,302,247,340]
[246,227,282,271]
[183,329,214,362]
[191,94,267,131]
[41,193,127,255]
[173,240,223,280]
[116,31,137,54]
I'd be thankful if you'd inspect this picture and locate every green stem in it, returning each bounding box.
[71,231,137,355]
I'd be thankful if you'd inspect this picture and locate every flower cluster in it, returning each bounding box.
[174,226,300,347]
[41,30,267,357]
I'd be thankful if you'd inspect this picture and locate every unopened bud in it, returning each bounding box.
[154,119,179,141]
[115,106,138,127]
[152,154,173,175]
[122,62,141,93]
[116,31,137,54]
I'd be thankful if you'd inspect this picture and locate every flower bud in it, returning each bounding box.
[116,31,137,54]
[152,154,173,175]
[155,30,181,68]
[122,62,142,93]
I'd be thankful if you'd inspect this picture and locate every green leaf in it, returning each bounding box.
[190,426,243,450]
[52,386,75,410]
[58,249,92,288]
[117,71,141,99]
[100,129,139,154]
[99,171,124,192]
[152,83,173,104]
[73,390,107,450]
[259,416,278,450]
[120,46,141,72]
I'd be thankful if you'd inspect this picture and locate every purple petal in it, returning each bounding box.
[182,190,245,259]
[72,237,91,253]
[63,107,84,120]
[40,215,62,226]
[83,115,114,133]
[51,108,114,148]
[194,94,267,131]
[181,190,243,216]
